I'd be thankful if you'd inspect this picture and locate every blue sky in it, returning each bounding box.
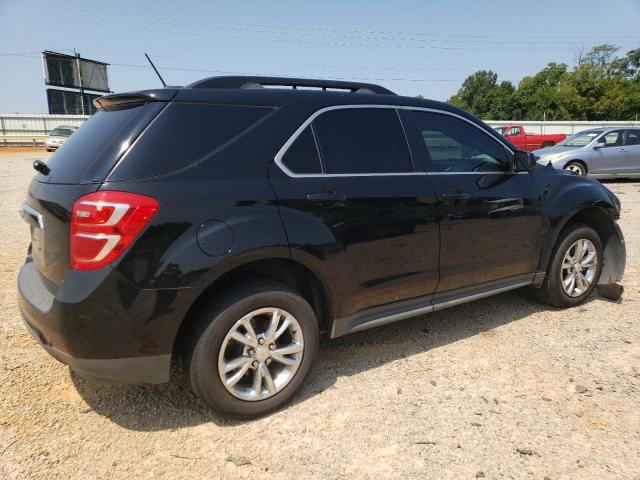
[1,0,639,113]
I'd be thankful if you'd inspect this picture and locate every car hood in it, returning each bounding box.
[532,145,578,156]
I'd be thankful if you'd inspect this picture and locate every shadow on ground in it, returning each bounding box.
[70,288,591,431]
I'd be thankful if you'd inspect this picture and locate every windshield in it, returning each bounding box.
[49,128,74,137]
[494,127,505,135]
[560,130,602,147]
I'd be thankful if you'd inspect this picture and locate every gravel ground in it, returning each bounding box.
[1,149,639,479]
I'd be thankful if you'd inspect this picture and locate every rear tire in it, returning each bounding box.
[186,280,319,418]
[534,223,602,308]
[564,161,586,176]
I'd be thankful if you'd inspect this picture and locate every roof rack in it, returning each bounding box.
[187,76,395,95]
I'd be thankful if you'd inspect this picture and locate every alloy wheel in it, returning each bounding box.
[560,238,598,297]
[218,307,304,401]
[565,163,585,175]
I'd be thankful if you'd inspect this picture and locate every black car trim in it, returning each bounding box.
[23,318,171,384]
[331,273,535,338]
[274,104,515,178]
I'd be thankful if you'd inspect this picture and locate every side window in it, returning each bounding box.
[412,111,509,172]
[508,127,521,136]
[601,130,624,147]
[312,108,413,174]
[281,127,322,174]
[112,103,272,180]
[626,130,640,146]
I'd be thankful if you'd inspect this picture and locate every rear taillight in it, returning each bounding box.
[70,191,159,270]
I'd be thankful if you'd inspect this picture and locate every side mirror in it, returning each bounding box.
[593,141,606,149]
[513,150,536,172]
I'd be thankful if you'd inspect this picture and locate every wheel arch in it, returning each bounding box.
[539,205,625,286]
[172,256,334,360]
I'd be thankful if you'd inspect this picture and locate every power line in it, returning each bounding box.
[0,52,463,83]
[5,5,637,52]
[2,46,544,72]
[9,0,640,43]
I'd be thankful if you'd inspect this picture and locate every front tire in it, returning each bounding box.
[564,161,586,176]
[186,281,319,418]
[534,223,602,307]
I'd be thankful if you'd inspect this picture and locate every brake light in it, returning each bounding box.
[70,191,159,270]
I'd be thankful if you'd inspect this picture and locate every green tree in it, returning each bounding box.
[516,63,572,120]
[488,81,519,119]
[448,44,640,121]
[448,70,501,117]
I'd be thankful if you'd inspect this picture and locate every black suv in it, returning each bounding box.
[18,76,626,417]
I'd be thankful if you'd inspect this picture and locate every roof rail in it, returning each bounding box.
[187,76,395,95]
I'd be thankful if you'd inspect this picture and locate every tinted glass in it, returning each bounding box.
[412,111,509,172]
[626,130,640,146]
[281,127,322,174]
[507,127,521,136]
[602,130,624,147]
[112,103,272,179]
[44,104,147,183]
[313,108,413,174]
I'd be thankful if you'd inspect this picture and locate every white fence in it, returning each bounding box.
[484,120,639,136]
[1,113,639,146]
[0,114,89,146]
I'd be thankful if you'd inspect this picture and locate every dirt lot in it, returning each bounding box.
[1,150,638,479]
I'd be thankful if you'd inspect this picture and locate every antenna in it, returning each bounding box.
[144,53,166,87]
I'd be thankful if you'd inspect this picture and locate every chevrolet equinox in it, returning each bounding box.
[18,76,626,417]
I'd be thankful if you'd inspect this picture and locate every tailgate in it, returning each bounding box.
[24,181,99,287]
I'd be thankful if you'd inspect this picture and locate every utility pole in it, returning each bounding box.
[75,49,84,115]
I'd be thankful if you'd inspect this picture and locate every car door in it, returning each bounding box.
[589,130,627,175]
[622,129,640,174]
[504,126,524,149]
[268,106,440,319]
[406,109,542,298]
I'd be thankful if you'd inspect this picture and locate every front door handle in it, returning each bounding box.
[306,191,346,203]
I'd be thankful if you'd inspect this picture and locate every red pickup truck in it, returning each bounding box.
[495,124,566,152]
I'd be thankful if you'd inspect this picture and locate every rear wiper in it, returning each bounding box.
[33,160,50,176]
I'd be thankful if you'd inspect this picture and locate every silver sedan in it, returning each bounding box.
[533,127,640,178]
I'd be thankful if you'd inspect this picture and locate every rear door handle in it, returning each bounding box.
[306,191,346,203]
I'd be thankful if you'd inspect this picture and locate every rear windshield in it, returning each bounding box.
[42,104,153,184]
[109,103,273,180]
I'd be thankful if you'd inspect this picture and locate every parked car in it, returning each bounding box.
[534,128,640,178]
[495,124,566,151]
[44,126,77,152]
[18,76,626,417]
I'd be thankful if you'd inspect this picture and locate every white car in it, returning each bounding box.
[45,126,77,152]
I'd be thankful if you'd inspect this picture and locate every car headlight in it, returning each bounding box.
[540,152,567,162]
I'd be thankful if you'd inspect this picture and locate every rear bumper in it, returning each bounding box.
[22,318,170,383]
[17,259,188,384]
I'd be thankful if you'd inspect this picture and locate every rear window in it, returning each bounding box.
[281,127,322,174]
[43,105,149,183]
[50,128,74,136]
[313,108,413,174]
[110,103,272,180]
